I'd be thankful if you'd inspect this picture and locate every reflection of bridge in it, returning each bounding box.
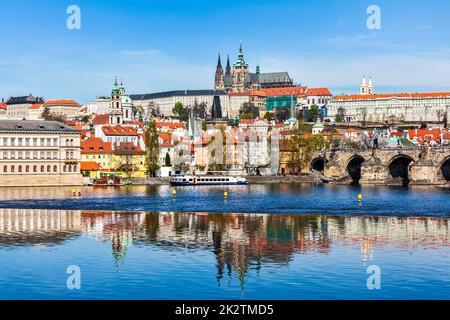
[310,146,450,185]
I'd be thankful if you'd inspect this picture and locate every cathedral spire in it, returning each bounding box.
[214,53,225,90]
[234,41,247,68]
[225,55,231,76]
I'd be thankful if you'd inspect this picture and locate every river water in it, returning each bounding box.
[0,184,448,299]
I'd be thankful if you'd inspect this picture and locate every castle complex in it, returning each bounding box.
[214,43,294,93]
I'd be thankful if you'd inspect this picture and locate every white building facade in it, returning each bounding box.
[131,90,230,118]
[0,120,84,186]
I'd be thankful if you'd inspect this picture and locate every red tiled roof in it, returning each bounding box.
[408,129,441,139]
[102,125,138,136]
[0,102,6,109]
[29,103,42,110]
[92,114,110,125]
[335,92,450,101]
[113,142,145,154]
[155,121,186,129]
[44,99,80,106]
[239,119,257,124]
[81,137,112,154]
[81,162,101,171]
[252,86,308,97]
[305,88,332,96]
[390,132,403,137]
[159,133,173,148]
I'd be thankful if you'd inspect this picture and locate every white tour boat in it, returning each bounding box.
[170,174,248,186]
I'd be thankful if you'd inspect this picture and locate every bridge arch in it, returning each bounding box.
[310,157,326,173]
[439,156,450,181]
[388,154,415,186]
[346,155,366,184]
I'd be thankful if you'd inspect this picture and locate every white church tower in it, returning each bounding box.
[360,76,374,95]
[109,77,134,125]
[109,77,123,125]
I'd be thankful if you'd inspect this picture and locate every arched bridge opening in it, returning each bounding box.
[441,157,450,182]
[310,157,325,173]
[388,155,414,186]
[347,156,366,184]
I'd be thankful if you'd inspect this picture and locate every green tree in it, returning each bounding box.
[41,107,65,122]
[290,125,330,174]
[335,107,345,123]
[172,102,188,122]
[275,108,289,123]
[239,102,259,119]
[264,112,273,120]
[165,153,171,167]
[144,121,160,177]
[193,100,207,119]
[309,104,319,122]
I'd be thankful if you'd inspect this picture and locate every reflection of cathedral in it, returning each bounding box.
[214,43,294,93]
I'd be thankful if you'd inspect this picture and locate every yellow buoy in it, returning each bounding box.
[172,189,177,197]
[224,191,229,199]
[358,194,363,202]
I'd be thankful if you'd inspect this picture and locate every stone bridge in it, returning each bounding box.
[310,146,450,186]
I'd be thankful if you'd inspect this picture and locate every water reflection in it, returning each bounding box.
[1,209,448,288]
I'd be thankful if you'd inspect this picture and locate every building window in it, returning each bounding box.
[47,165,51,172]
[63,166,66,172]
[11,166,15,173]
[54,165,58,172]
[33,166,37,173]
[41,165,44,172]
[18,166,22,173]
[26,166,30,173]
[3,166,7,173]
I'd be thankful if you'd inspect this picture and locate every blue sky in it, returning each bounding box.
[1,0,450,103]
